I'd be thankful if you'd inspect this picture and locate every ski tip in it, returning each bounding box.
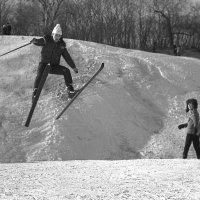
[101,63,104,69]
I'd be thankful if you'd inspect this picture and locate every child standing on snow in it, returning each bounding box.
[30,24,78,102]
[178,98,200,159]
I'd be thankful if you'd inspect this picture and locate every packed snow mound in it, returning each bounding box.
[0,36,200,162]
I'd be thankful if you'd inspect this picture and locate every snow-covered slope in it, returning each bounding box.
[0,36,200,162]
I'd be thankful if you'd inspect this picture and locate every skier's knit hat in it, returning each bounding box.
[52,24,62,35]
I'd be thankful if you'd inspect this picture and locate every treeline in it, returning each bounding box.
[1,0,200,51]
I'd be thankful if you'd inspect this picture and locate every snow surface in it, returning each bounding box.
[1,160,200,199]
[0,36,200,162]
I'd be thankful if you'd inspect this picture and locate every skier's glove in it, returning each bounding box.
[178,123,188,129]
[73,67,78,73]
[30,38,36,44]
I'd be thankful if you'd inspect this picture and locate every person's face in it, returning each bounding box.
[52,33,61,42]
[188,103,194,110]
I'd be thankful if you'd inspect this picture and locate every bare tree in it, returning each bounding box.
[3,0,200,51]
[11,1,40,35]
[189,2,200,48]
[35,0,64,34]
[135,0,155,49]
[0,0,11,32]
[153,0,189,47]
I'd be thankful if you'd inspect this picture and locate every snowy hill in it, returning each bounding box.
[0,36,200,162]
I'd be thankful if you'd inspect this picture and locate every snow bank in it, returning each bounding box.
[0,36,200,162]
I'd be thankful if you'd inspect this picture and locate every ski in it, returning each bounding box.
[56,63,104,120]
[25,64,50,127]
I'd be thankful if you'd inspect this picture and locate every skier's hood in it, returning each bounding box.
[52,24,62,35]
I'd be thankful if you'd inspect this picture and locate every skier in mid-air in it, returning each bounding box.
[30,24,78,102]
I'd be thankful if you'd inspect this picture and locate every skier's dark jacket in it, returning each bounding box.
[32,35,76,69]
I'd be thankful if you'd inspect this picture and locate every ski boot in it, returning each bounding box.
[67,84,79,99]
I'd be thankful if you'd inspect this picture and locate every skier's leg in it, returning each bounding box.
[192,135,200,159]
[183,134,192,159]
[50,65,77,98]
[49,65,73,86]
[63,67,73,90]
[33,62,48,89]
[33,62,48,101]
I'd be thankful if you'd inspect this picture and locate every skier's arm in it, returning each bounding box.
[178,123,188,129]
[30,37,45,46]
[62,48,78,73]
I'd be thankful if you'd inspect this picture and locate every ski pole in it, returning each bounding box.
[0,42,31,58]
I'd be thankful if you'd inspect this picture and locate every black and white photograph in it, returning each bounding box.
[0,0,200,199]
